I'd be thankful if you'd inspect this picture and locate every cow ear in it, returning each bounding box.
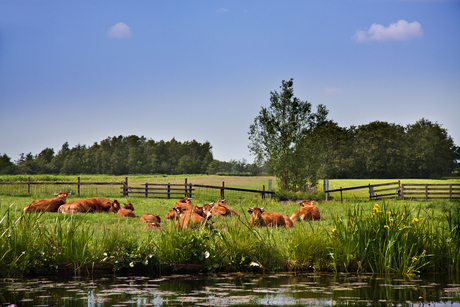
[248,208,253,213]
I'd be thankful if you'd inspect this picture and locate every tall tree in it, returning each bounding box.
[248,78,328,190]
[405,118,458,178]
[0,154,17,174]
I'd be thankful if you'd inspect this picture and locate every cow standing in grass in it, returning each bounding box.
[23,192,71,213]
[248,207,294,228]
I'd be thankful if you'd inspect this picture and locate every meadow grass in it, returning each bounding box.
[0,175,459,278]
[0,194,459,278]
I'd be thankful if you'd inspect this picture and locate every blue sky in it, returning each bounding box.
[1,0,459,163]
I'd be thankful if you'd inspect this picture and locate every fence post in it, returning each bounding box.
[340,187,343,203]
[262,185,265,200]
[425,184,428,201]
[268,179,272,199]
[77,177,81,197]
[185,178,188,197]
[28,176,30,194]
[369,184,375,201]
[221,181,225,200]
[324,179,329,201]
[168,183,171,199]
[450,184,453,201]
[145,182,149,198]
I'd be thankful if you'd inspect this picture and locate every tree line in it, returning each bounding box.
[249,79,459,190]
[0,136,217,175]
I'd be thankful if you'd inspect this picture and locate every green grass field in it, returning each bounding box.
[0,175,459,278]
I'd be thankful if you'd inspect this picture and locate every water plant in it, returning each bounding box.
[329,202,432,276]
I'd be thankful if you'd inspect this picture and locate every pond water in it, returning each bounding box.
[1,272,459,306]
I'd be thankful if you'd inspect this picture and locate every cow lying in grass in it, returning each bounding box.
[174,204,214,229]
[117,203,135,217]
[23,192,71,213]
[140,213,162,230]
[58,197,120,214]
[248,207,294,228]
[202,199,239,217]
[290,200,320,222]
[139,213,161,224]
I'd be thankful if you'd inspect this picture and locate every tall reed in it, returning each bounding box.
[329,202,433,275]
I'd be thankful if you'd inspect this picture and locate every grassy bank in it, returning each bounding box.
[0,192,459,278]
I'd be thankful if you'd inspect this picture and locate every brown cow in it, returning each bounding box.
[58,197,120,214]
[165,209,180,221]
[143,222,162,230]
[202,199,239,217]
[174,196,193,207]
[23,192,71,213]
[290,200,320,222]
[139,213,161,224]
[117,203,135,217]
[174,204,214,229]
[248,207,294,228]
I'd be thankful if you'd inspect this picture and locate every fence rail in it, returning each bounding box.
[0,177,273,201]
[324,180,460,202]
[400,183,460,201]
[123,180,274,200]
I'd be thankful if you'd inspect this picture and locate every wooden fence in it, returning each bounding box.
[324,180,460,202]
[122,179,275,200]
[400,183,460,201]
[0,177,274,200]
[0,177,122,197]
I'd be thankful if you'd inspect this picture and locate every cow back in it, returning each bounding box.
[299,205,321,221]
[58,202,87,214]
[140,213,161,224]
[117,207,136,218]
[175,210,207,229]
[23,193,69,213]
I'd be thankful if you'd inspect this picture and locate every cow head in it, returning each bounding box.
[299,200,314,207]
[153,214,161,223]
[123,203,135,211]
[248,207,265,223]
[177,197,193,204]
[202,202,214,215]
[166,209,179,221]
[108,200,121,213]
[205,203,216,220]
[54,192,71,198]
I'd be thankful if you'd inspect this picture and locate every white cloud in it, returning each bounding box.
[108,22,132,39]
[352,20,423,43]
[216,8,229,13]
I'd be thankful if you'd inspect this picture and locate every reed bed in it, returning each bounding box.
[0,194,459,278]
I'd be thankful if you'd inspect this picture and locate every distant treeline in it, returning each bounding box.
[0,136,216,175]
[0,118,458,179]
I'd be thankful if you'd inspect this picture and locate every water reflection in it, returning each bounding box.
[1,273,459,306]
